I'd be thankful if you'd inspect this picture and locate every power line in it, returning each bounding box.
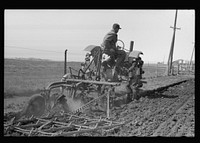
[5,45,63,53]
[5,45,87,59]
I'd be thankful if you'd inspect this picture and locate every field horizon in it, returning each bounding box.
[4,57,168,64]
[4,58,167,98]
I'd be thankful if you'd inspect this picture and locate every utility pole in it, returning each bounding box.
[166,10,181,75]
[189,42,195,72]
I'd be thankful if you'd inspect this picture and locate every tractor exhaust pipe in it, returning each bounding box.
[64,49,68,75]
[129,41,134,52]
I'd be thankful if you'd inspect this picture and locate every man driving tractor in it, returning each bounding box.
[101,23,126,76]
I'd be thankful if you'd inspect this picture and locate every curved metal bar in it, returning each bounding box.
[46,81,72,90]
[48,84,72,91]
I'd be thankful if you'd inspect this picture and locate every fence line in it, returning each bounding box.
[142,63,194,80]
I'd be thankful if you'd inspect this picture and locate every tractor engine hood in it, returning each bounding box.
[125,50,143,62]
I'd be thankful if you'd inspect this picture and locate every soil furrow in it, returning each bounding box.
[4,77,194,136]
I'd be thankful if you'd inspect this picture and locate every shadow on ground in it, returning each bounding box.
[139,88,179,99]
[112,88,179,108]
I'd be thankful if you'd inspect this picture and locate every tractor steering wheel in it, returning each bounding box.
[116,39,125,50]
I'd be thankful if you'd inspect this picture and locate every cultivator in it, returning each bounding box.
[4,112,124,136]
[4,79,123,136]
[4,40,145,136]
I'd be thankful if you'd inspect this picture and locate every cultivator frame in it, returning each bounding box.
[4,112,124,136]
[47,79,121,118]
[4,79,123,136]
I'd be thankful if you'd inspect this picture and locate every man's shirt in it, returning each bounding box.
[101,30,118,50]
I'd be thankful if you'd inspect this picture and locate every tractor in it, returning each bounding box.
[54,40,145,118]
[12,40,145,121]
[65,40,144,82]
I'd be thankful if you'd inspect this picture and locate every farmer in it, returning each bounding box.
[101,23,126,75]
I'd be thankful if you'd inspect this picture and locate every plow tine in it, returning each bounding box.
[15,126,31,134]
[17,122,21,126]
[109,121,113,126]
[36,120,40,125]
[67,122,72,127]
[78,126,82,131]
[93,123,98,129]
[75,82,83,87]
[84,120,87,124]
[10,117,15,124]
[38,120,52,131]
[68,115,73,120]
[29,115,34,119]
[28,128,34,136]
[58,122,124,136]
[4,117,16,127]
[51,124,55,128]
[45,113,50,118]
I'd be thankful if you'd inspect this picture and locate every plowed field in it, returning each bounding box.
[4,75,195,136]
[104,78,195,136]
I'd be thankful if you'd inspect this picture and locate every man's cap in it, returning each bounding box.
[113,23,121,29]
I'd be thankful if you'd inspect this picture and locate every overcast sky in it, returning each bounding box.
[4,9,195,63]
